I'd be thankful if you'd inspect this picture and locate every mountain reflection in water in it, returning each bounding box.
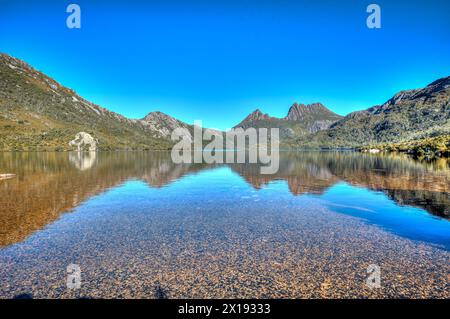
[0,151,449,248]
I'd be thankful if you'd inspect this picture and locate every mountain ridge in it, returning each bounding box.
[1,52,449,152]
[295,76,450,149]
[234,102,344,138]
[0,53,190,150]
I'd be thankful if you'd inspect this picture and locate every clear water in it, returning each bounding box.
[0,151,449,298]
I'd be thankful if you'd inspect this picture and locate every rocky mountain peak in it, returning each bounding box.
[140,111,192,141]
[142,111,176,122]
[233,109,275,129]
[285,102,338,121]
[245,109,272,122]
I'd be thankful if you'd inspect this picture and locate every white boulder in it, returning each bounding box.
[69,132,97,152]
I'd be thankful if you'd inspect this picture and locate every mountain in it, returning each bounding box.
[0,53,188,151]
[234,102,343,139]
[235,109,275,125]
[297,76,450,149]
[1,52,449,153]
[141,111,193,142]
[285,102,337,121]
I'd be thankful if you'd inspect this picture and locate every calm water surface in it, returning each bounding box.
[0,151,449,298]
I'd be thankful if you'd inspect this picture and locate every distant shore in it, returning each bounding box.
[358,135,450,159]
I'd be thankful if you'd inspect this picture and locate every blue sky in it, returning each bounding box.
[1,0,449,130]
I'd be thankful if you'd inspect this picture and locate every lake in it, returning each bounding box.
[0,151,449,298]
